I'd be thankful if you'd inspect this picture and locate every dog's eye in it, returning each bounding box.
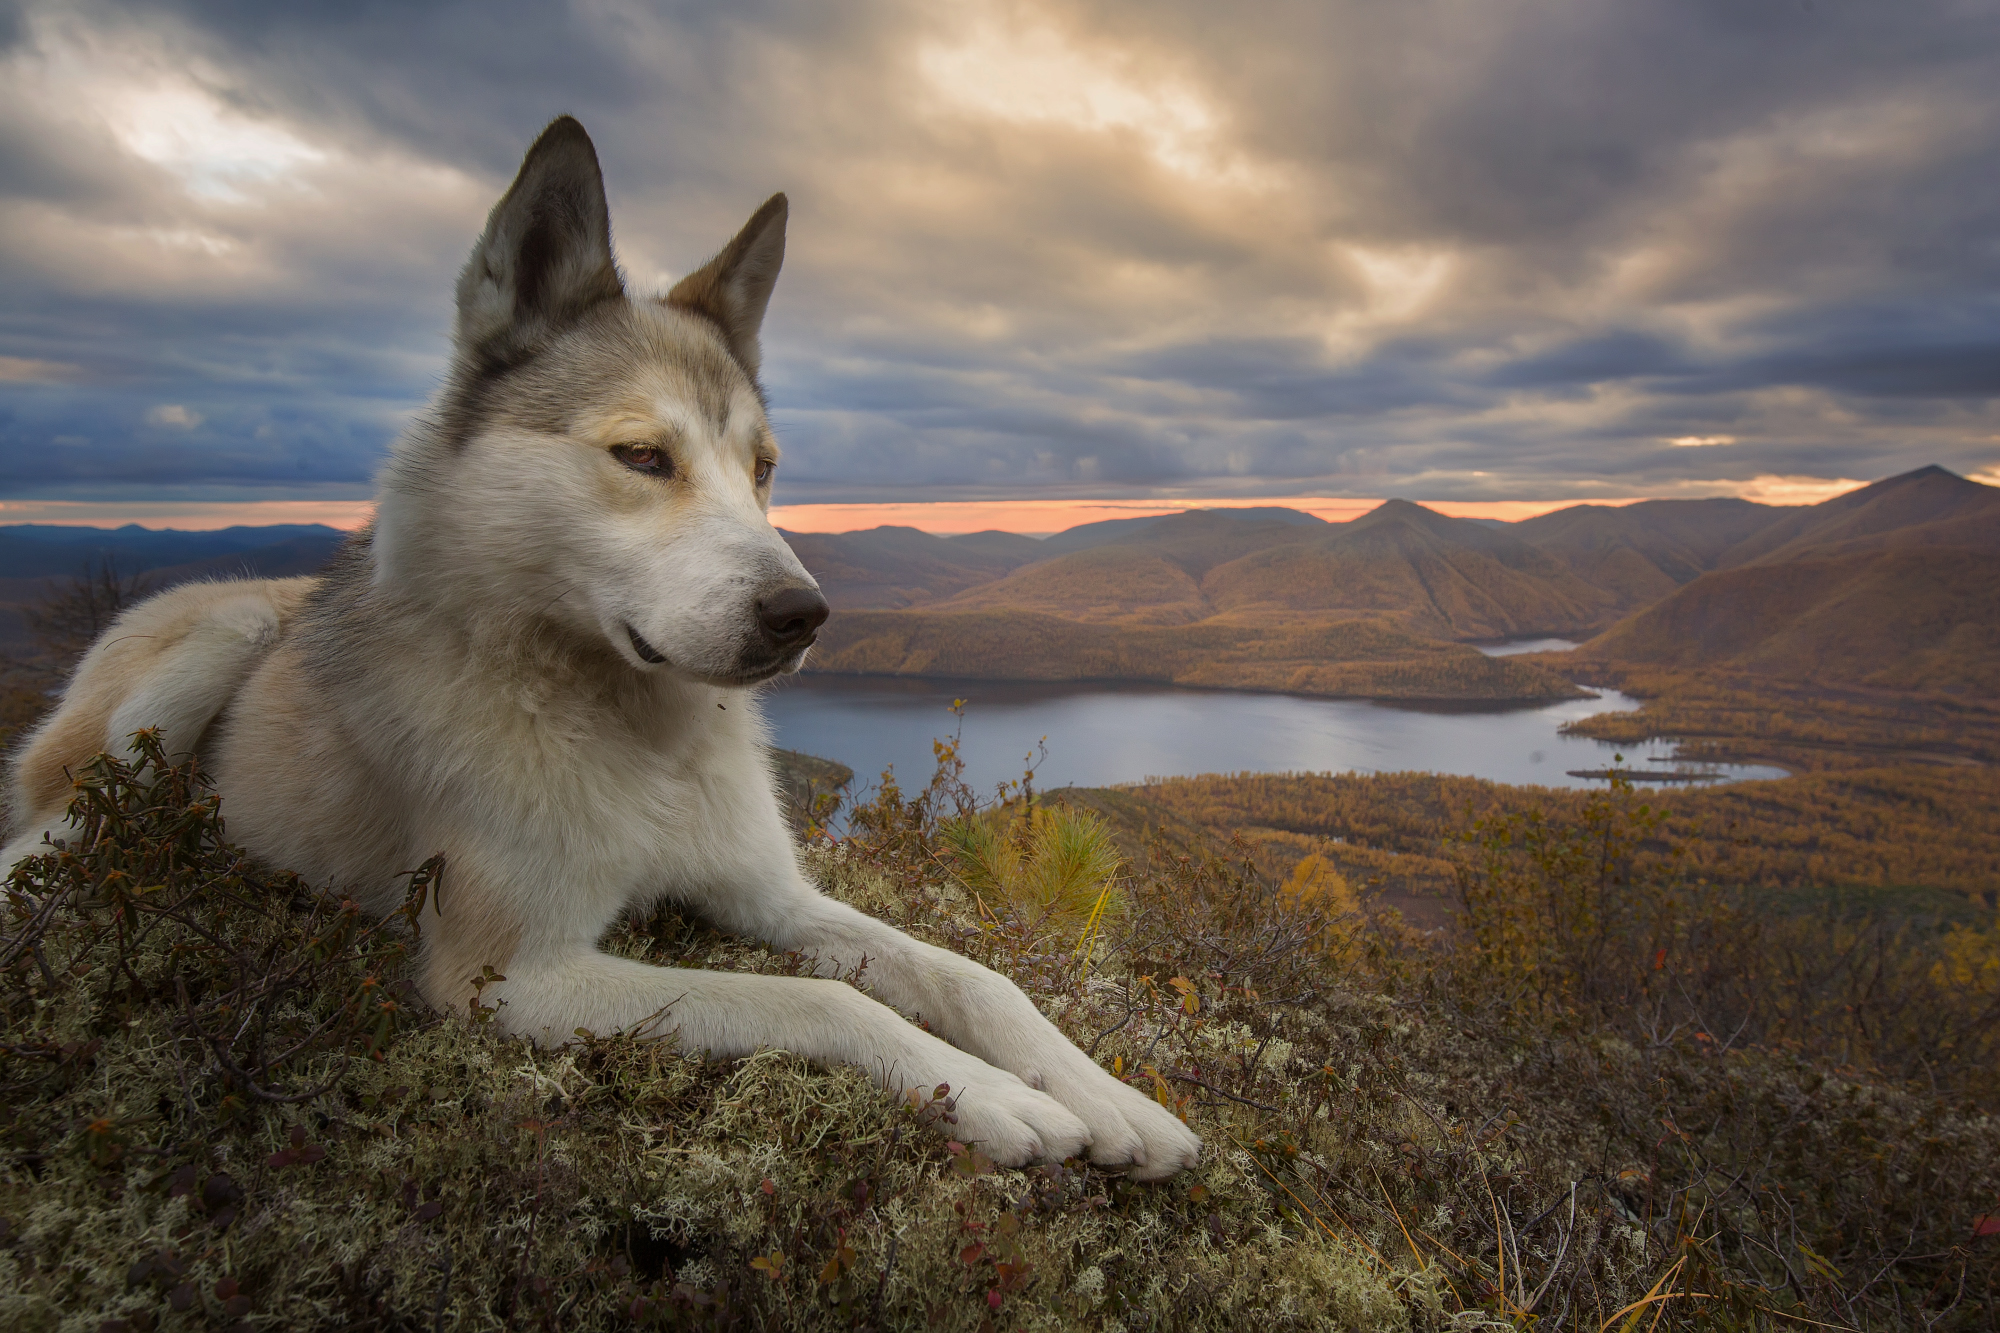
[755,458,775,485]
[613,444,670,476]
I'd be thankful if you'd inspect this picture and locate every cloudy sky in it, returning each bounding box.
[2,0,1997,525]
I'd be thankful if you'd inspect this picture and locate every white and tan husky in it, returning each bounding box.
[2,118,1199,1179]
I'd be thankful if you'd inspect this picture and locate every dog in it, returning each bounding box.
[2,117,1200,1180]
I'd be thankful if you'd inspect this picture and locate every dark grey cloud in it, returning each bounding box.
[1,0,1997,508]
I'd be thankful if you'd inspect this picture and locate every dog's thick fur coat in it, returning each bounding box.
[3,118,1200,1179]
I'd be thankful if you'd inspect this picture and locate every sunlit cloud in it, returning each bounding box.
[917,17,1267,188]
[1667,435,1737,447]
[144,404,203,428]
[0,356,84,383]
[11,14,326,203]
[109,88,326,202]
[1722,475,1871,506]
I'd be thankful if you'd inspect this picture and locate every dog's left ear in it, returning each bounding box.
[667,193,788,379]
[455,116,625,369]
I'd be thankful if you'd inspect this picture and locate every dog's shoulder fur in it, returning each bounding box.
[2,117,1200,1180]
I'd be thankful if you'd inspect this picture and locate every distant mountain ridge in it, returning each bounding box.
[787,466,1997,699]
[0,523,351,654]
[5,466,1990,698]
[790,495,1796,633]
[0,524,349,580]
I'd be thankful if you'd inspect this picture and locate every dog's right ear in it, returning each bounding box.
[454,116,624,370]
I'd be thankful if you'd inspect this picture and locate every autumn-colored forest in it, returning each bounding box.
[1085,762,2000,924]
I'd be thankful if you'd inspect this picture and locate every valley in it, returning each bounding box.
[786,464,2000,767]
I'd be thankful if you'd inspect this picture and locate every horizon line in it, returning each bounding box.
[0,477,1876,535]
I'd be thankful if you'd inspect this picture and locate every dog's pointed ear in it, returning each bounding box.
[455,116,624,367]
[667,193,787,379]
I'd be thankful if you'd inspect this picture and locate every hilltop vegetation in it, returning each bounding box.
[5,738,1994,1331]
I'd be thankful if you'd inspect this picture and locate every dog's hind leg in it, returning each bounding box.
[103,591,285,764]
[6,585,290,869]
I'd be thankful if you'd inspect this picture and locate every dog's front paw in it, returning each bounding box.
[1038,1055,1202,1181]
[940,1069,1092,1168]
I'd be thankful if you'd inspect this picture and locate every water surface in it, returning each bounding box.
[1474,637,1580,657]
[761,675,1784,797]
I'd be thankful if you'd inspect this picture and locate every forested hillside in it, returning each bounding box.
[1574,468,2000,694]
[1102,763,2000,923]
[810,608,1584,700]
[1510,496,1776,605]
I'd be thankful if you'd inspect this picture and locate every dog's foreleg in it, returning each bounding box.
[419,906,1089,1168]
[707,875,1203,1180]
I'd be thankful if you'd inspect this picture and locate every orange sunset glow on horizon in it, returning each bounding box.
[0,486,1878,535]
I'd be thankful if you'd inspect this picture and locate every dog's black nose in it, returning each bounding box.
[757,586,830,647]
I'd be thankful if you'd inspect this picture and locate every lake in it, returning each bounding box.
[760,673,1787,799]
[1473,636,1580,657]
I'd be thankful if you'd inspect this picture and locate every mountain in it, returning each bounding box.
[1513,498,1780,607]
[933,510,1319,625]
[943,530,1048,561]
[783,508,1326,613]
[1715,465,2000,567]
[1579,468,2000,693]
[0,524,351,655]
[929,501,1622,639]
[1198,499,1621,639]
[809,500,1622,699]
[0,524,348,579]
[1583,549,2000,694]
[777,526,1040,610]
[1034,505,1327,557]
